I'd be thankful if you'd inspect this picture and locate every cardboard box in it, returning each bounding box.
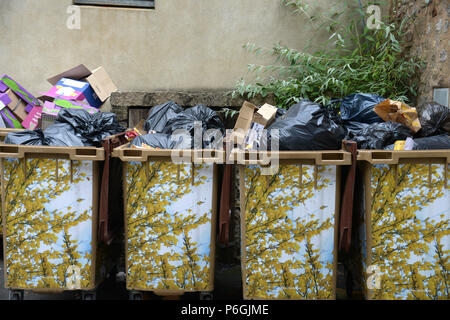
[43,78,88,101]
[86,67,118,102]
[253,103,277,127]
[229,101,278,148]
[47,64,118,105]
[40,78,103,108]
[230,101,258,145]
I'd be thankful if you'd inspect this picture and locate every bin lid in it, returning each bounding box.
[357,150,450,165]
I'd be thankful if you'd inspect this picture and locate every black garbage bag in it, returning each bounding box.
[349,121,413,149]
[162,105,225,148]
[266,99,346,150]
[56,109,125,146]
[129,133,191,149]
[143,101,183,133]
[5,129,47,145]
[343,121,370,139]
[275,108,286,119]
[5,124,88,147]
[384,135,450,150]
[330,93,385,124]
[418,102,450,137]
[44,122,85,146]
[414,134,450,150]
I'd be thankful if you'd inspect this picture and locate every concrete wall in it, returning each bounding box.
[0,0,342,98]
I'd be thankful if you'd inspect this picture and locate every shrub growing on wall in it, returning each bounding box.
[233,0,423,109]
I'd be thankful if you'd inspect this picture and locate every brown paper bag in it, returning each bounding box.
[374,99,422,133]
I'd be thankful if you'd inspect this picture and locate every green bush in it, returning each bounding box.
[232,0,423,109]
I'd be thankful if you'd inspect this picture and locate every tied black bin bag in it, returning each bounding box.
[347,121,413,150]
[267,100,346,150]
[330,93,385,124]
[4,129,48,146]
[56,109,125,146]
[384,134,450,150]
[4,124,85,146]
[418,102,450,137]
[43,123,85,146]
[129,133,191,149]
[4,109,125,147]
[162,104,225,148]
[143,101,183,133]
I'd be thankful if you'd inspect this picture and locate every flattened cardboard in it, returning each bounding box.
[0,75,41,107]
[43,99,99,115]
[0,107,24,129]
[4,89,29,122]
[54,98,99,114]
[42,101,61,116]
[40,102,60,130]
[22,106,42,130]
[0,92,12,109]
[47,64,91,86]
[0,81,7,93]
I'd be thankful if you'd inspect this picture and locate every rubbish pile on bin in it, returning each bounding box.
[125,101,226,149]
[1,66,448,151]
[226,94,449,151]
[0,65,125,146]
[334,93,450,150]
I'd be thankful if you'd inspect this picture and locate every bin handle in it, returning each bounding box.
[236,159,274,166]
[70,148,104,161]
[0,145,20,157]
[359,150,450,165]
[232,150,351,165]
[194,156,224,164]
[317,152,350,165]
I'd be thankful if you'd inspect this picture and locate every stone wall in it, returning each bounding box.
[392,0,450,109]
[110,90,275,128]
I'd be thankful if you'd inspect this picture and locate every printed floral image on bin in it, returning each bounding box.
[126,161,213,291]
[2,158,94,289]
[365,163,449,300]
[243,165,336,299]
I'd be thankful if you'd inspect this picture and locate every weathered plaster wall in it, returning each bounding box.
[0,0,337,96]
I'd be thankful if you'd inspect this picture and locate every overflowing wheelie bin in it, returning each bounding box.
[0,144,106,299]
[112,146,224,300]
[0,128,22,236]
[356,150,450,300]
[233,149,352,300]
